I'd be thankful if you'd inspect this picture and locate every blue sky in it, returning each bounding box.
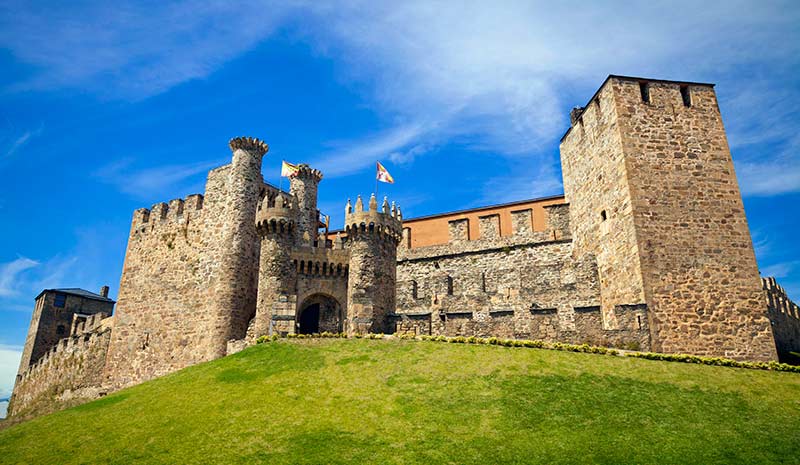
[0,0,798,411]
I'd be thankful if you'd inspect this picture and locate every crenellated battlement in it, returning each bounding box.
[344,194,403,243]
[228,136,269,155]
[292,247,350,278]
[764,277,800,320]
[19,322,111,381]
[256,193,296,235]
[131,194,205,232]
[293,163,323,181]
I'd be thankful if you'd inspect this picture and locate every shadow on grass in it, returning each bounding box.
[246,429,387,465]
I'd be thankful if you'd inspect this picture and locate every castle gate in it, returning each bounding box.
[297,294,342,334]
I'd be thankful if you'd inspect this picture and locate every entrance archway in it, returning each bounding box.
[297,294,343,334]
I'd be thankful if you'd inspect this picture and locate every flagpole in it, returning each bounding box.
[375,161,379,198]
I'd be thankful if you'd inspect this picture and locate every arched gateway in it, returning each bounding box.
[297,294,343,334]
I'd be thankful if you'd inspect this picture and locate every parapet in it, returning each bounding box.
[293,163,323,182]
[131,194,205,232]
[228,136,269,155]
[255,193,296,235]
[344,194,403,243]
[764,277,800,319]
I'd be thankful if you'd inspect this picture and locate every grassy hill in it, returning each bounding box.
[1,338,799,465]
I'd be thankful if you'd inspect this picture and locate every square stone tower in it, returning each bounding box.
[560,75,777,361]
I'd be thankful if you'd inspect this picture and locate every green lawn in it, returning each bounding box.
[1,338,799,464]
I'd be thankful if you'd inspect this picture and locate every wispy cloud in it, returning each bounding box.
[4,125,43,158]
[0,344,22,418]
[298,1,800,191]
[0,258,39,297]
[311,123,432,177]
[1,1,799,197]
[0,0,299,99]
[93,158,224,200]
[761,261,799,279]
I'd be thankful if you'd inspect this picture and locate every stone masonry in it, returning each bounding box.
[561,76,776,361]
[9,75,800,420]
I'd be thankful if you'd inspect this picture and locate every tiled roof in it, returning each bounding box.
[35,288,115,303]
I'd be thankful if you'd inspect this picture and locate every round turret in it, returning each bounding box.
[345,193,403,335]
[289,164,324,245]
[228,136,269,155]
[256,193,296,236]
[344,194,403,244]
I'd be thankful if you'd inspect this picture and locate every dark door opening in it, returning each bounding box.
[298,304,320,334]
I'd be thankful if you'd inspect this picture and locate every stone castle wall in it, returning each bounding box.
[763,277,800,362]
[9,316,112,418]
[104,138,272,389]
[560,81,647,329]
[17,292,113,378]
[561,76,776,361]
[395,204,650,349]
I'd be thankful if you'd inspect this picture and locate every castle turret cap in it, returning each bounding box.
[228,136,269,155]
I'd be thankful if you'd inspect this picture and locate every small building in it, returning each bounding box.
[16,287,115,381]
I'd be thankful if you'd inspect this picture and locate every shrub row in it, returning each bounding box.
[626,351,800,373]
[417,334,619,355]
[255,332,799,373]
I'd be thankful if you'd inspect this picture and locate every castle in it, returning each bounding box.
[9,75,800,419]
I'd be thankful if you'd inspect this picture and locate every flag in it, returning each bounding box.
[281,160,299,177]
[376,162,394,184]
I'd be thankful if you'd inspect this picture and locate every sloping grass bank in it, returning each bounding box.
[1,338,798,464]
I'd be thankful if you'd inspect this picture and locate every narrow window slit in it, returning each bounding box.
[639,82,650,103]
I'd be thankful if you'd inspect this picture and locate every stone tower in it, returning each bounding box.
[560,75,776,361]
[345,194,403,334]
[254,193,298,337]
[290,164,323,246]
[211,137,269,350]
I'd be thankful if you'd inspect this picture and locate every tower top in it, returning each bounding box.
[292,164,323,181]
[228,136,269,155]
[560,75,716,142]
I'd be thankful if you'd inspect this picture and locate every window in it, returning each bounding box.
[594,97,601,110]
[481,272,487,293]
[53,293,66,308]
[639,82,650,103]
[636,315,643,330]
[680,85,691,107]
[412,280,418,299]
[446,276,454,296]
[601,210,607,221]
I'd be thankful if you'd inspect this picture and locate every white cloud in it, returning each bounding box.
[298,1,800,186]
[761,262,798,279]
[0,0,300,99]
[311,123,431,177]
[4,126,43,158]
[1,1,798,195]
[93,158,225,200]
[0,344,22,419]
[0,258,40,297]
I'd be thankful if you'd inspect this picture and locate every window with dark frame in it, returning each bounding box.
[53,293,66,308]
[680,85,691,107]
[639,82,650,103]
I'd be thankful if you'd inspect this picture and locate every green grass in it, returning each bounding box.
[1,338,799,464]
